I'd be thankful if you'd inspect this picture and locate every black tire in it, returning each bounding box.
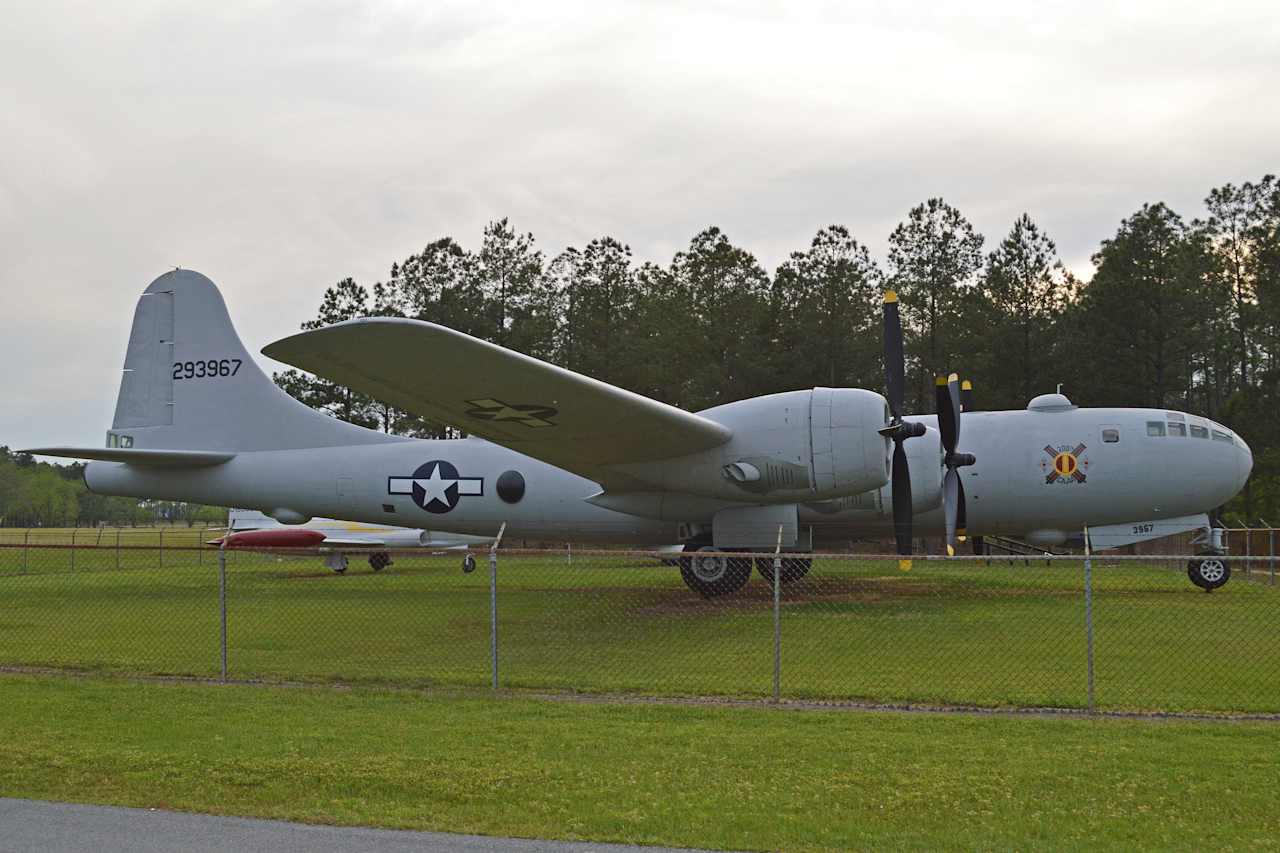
[754,557,812,583]
[1187,557,1230,591]
[369,552,391,571]
[462,553,477,574]
[679,547,752,597]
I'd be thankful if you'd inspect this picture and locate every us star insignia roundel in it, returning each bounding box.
[464,398,558,428]
[1041,443,1089,484]
[388,461,484,514]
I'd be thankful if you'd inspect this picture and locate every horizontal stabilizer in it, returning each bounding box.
[21,447,235,467]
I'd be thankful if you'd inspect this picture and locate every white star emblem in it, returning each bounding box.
[388,461,484,513]
[414,463,454,506]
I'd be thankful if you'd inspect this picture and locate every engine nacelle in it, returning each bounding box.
[608,388,890,503]
[799,424,943,520]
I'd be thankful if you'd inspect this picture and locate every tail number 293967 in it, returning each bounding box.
[172,359,241,380]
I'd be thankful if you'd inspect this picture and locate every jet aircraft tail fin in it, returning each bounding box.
[101,269,404,454]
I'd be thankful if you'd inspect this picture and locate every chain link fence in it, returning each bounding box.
[1,526,1278,715]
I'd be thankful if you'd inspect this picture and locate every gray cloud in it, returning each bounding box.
[3,0,1278,449]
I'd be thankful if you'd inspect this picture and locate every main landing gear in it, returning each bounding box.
[369,551,392,572]
[677,543,813,597]
[679,545,752,598]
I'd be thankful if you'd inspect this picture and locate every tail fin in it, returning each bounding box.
[109,270,402,452]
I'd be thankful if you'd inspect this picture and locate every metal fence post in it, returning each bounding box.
[70,528,76,573]
[115,528,121,571]
[159,529,164,568]
[772,525,783,703]
[1245,528,1251,577]
[1083,525,1095,712]
[22,529,29,574]
[490,522,507,692]
[219,542,228,682]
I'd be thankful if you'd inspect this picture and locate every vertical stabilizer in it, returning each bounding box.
[109,270,403,452]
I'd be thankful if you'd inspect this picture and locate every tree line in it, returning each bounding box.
[0,448,222,528]
[240,178,1280,524]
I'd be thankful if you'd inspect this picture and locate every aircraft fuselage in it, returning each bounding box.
[86,402,1251,548]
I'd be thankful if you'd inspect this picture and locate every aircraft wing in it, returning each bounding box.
[316,537,388,548]
[263,318,733,485]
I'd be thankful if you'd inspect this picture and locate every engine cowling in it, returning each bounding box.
[799,424,943,520]
[608,388,891,503]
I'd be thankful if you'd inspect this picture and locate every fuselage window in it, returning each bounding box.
[106,434,119,448]
[1190,424,1209,439]
[1102,428,1120,443]
[1212,429,1233,443]
[120,435,134,448]
[1167,422,1187,437]
[1146,421,1166,437]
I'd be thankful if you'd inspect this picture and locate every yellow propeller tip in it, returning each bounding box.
[898,559,912,572]
[935,375,949,386]
[961,380,972,390]
[948,372,959,383]
[946,544,955,557]
[883,290,898,304]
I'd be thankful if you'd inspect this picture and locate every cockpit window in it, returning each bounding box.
[1212,429,1233,443]
[1146,421,1166,437]
[1190,424,1209,439]
[1102,428,1120,443]
[1165,412,1185,422]
[1167,422,1187,437]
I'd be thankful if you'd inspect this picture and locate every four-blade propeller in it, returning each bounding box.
[935,373,977,555]
[879,291,926,561]
[879,291,977,560]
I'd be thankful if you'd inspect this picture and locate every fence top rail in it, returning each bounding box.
[1,542,1275,563]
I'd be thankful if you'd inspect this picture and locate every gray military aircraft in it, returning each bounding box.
[26,270,1252,595]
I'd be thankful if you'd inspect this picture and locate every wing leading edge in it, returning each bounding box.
[262,318,733,485]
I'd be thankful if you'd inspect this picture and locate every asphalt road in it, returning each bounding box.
[0,799,718,853]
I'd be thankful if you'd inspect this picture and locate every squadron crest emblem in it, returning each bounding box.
[1041,443,1088,484]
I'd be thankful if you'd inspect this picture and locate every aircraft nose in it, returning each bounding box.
[1237,433,1254,490]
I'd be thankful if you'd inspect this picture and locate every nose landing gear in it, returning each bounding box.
[1188,556,1230,591]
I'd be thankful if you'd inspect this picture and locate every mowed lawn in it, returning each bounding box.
[1,541,1279,714]
[1,674,1278,851]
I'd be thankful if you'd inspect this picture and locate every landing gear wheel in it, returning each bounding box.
[1188,557,1230,591]
[369,552,392,572]
[679,546,752,597]
[462,553,477,574]
[754,557,812,583]
[325,553,349,574]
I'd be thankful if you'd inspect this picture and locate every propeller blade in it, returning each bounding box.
[956,477,967,542]
[883,291,905,420]
[943,467,959,556]
[961,379,974,412]
[891,440,913,556]
[935,373,961,454]
[971,534,985,556]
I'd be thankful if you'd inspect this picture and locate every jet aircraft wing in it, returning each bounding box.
[263,318,733,485]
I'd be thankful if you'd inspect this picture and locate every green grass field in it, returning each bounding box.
[1,674,1278,851]
[2,540,1279,714]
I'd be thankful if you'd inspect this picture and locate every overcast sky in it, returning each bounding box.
[4,0,1278,452]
